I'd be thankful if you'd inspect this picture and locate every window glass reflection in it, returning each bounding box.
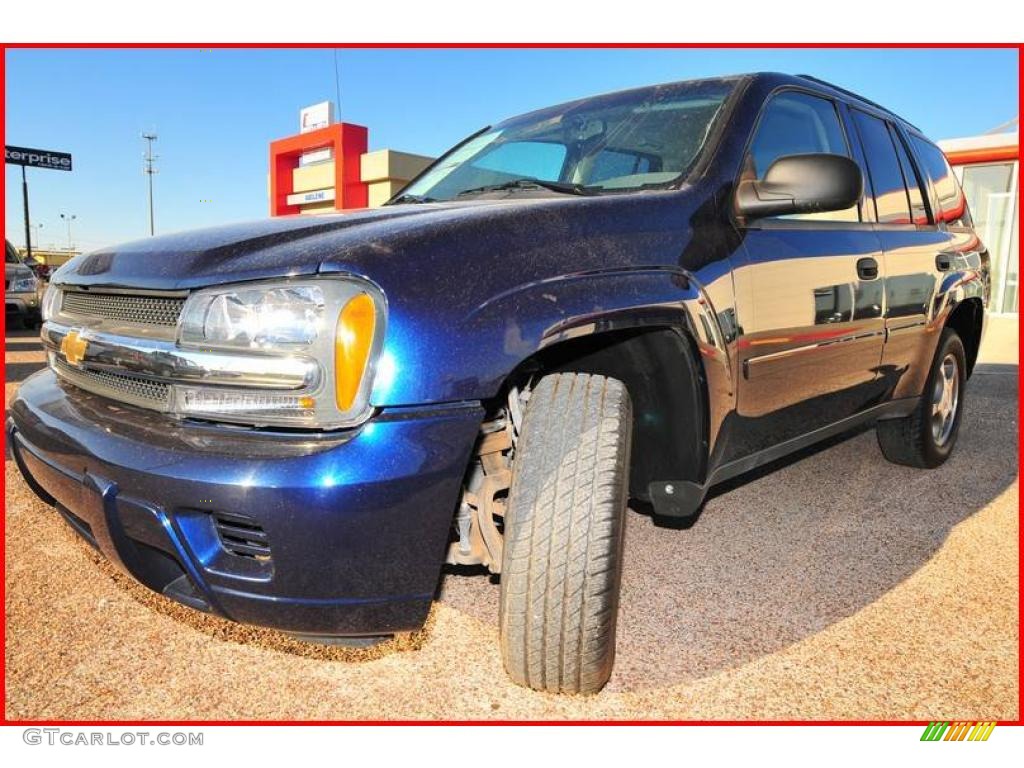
[912,135,973,227]
[747,92,859,223]
[852,110,912,225]
[891,129,930,225]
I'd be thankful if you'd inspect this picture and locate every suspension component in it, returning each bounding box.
[446,402,517,573]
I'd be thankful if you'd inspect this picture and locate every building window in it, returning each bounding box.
[960,162,1019,313]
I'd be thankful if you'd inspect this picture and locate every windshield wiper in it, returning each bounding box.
[388,193,437,205]
[455,178,595,198]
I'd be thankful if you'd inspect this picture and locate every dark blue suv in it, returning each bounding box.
[9,73,988,694]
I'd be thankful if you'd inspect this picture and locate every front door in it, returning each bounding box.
[730,90,887,457]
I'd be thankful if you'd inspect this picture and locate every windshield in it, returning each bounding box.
[396,78,737,203]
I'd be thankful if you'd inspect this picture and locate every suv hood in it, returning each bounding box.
[52,192,701,295]
[52,204,457,290]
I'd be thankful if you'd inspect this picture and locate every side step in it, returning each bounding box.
[649,398,920,520]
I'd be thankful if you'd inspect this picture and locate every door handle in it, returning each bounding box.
[856,257,879,281]
[936,252,953,271]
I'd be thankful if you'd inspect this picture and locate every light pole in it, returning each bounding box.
[30,223,44,251]
[21,166,33,262]
[60,213,76,254]
[142,132,158,236]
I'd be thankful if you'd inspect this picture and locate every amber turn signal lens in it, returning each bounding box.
[334,293,377,412]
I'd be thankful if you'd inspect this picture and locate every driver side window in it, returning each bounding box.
[748,92,860,222]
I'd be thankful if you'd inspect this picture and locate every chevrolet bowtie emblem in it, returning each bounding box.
[60,330,88,367]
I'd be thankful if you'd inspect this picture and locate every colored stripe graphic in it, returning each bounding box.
[921,721,996,741]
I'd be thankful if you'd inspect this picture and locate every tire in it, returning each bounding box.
[499,372,632,694]
[877,328,966,468]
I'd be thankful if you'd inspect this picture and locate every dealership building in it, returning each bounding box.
[268,101,433,216]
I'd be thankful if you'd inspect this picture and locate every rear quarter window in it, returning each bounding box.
[910,135,973,228]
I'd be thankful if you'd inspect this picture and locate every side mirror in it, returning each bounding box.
[736,153,863,219]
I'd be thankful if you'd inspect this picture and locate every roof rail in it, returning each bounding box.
[795,74,921,131]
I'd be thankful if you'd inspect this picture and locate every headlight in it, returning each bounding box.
[10,275,37,293]
[174,278,385,428]
[41,283,60,321]
[179,283,325,348]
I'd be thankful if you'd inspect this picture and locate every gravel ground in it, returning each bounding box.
[4,327,1019,720]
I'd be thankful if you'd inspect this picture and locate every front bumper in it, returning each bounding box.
[8,369,483,636]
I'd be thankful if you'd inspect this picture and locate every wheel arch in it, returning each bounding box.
[492,324,712,503]
[944,296,984,378]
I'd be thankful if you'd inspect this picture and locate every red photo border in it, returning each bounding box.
[1,41,1020,728]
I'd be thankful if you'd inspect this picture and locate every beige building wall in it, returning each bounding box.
[270,149,435,214]
[361,150,434,208]
[292,162,335,194]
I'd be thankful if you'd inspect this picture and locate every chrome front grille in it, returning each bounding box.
[53,355,171,410]
[61,290,186,327]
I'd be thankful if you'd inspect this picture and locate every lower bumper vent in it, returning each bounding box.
[212,512,272,561]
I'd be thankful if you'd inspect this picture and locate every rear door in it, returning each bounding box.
[869,122,977,401]
[732,90,887,453]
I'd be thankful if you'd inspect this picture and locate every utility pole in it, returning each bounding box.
[21,166,32,262]
[142,132,158,236]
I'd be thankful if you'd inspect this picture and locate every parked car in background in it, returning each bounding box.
[9,73,988,694]
[5,239,42,329]
[22,255,53,282]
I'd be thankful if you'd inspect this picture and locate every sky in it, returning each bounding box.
[4,47,1019,252]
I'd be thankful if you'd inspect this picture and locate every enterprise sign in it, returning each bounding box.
[5,145,73,171]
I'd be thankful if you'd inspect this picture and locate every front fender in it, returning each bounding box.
[367,266,737,414]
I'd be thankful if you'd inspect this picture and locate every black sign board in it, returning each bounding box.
[5,145,73,171]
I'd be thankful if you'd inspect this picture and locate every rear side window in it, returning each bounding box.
[747,91,858,222]
[910,135,973,227]
[851,110,911,224]
[890,127,929,225]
